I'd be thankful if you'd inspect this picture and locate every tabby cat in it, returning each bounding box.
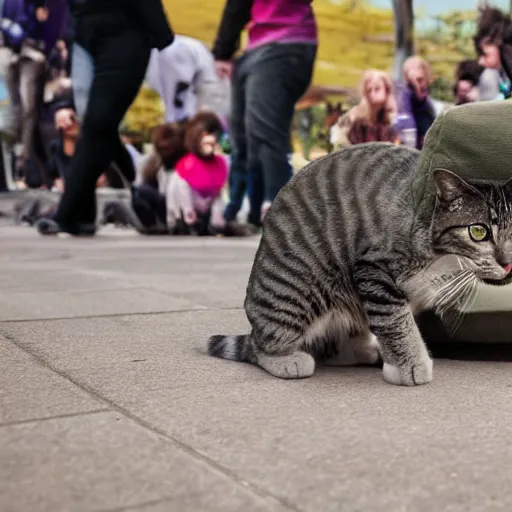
[204,104,512,386]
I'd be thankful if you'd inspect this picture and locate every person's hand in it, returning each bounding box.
[53,178,64,192]
[35,7,49,23]
[184,210,197,225]
[54,108,76,131]
[215,60,232,79]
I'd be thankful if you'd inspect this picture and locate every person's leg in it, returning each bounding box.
[18,57,46,167]
[131,183,168,233]
[112,136,136,184]
[5,57,21,132]
[223,56,249,223]
[245,44,317,219]
[71,43,94,122]
[46,30,151,233]
[72,43,135,186]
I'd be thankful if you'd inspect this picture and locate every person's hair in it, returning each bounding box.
[351,69,396,125]
[455,59,484,86]
[184,111,224,155]
[403,56,433,85]
[474,6,512,55]
[151,121,187,169]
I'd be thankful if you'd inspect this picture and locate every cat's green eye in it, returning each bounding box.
[468,224,489,242]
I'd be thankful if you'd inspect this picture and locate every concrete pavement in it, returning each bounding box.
[0,221,511,512]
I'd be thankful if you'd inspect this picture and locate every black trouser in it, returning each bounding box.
[54,26,151,228]
[131,184,167,230]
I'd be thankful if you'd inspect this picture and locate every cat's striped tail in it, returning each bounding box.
[203,334,257,363]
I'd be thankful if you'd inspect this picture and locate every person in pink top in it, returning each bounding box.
[213,0,317,233]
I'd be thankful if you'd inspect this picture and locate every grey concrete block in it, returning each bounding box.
[114,361,512,512]
[0,337,104,424]
[0,310,248,372]
[0,412,285,512]
[0,288,202,322]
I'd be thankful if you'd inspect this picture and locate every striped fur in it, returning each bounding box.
[206,143,512,385]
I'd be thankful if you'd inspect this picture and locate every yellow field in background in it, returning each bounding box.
[125,0,470,134]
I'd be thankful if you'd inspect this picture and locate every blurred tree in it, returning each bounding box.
[123,85,165,142]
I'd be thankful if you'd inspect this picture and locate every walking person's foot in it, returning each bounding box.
[260,200,272,223]
[36,218,96,237]
[222,221,260,237]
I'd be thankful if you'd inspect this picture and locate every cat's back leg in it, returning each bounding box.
[251,326,315,379]
[246,284,316,379]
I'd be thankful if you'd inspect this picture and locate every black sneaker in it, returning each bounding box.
[222,221,259,237]
[36,218,96,237]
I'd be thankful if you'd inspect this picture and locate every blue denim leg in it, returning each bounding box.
[244,43,316,204]
[71,43,94,121]
[224,53,259,223]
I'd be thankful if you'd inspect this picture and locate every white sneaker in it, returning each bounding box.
[260,200,272,223]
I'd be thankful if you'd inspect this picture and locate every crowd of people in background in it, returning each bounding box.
[329,3,512,156]
[1,1,511,238]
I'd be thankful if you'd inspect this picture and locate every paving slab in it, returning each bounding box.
[3,310,512,512]
[0,287,203,322]
[0,336,106,424]
[0,412,286,512]
[1,223,512,512]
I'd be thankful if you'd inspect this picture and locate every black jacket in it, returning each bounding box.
[69,0,174,50]
[212,0,253,60]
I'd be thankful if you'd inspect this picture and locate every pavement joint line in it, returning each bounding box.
[0,331,301,512]
[0,408,111,428]
[94,497,179,512]
[0,306,244,324]
[0,286,158,297]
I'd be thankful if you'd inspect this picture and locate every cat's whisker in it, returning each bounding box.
[435,271,474,309]
[444,276,479,337]
[438,280,472,334]
[433,271,476,333]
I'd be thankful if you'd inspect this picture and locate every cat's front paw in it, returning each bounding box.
[382,357,433,386]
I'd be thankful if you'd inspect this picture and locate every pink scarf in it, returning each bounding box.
[175,153,228,199]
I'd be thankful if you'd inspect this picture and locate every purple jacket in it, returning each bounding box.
[212,0,317,61]
[1,0,69,54]
[395,82,436,150]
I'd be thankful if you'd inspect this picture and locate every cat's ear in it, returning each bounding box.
[433,169,477,203]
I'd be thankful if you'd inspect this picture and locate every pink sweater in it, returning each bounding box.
[175,153,228,199]
[247,0,317,51]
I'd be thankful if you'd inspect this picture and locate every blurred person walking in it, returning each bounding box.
[213,0,317,232]
[37,0,174,236]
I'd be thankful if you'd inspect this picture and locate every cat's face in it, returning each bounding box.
[432,169,512,285]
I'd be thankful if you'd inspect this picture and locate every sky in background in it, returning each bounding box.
[370,0,510,17]
[365,0,511,31]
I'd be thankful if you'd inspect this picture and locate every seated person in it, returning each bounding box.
[330,69,398,151]
[395,56,436,150]
[166,111,228,235]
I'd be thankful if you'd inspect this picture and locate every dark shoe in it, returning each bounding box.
[222,221,260,237]
[36,218,96,237]
[101,201,135,228]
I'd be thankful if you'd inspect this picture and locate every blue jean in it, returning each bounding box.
[71,43,94,121]
[224,42,316,225]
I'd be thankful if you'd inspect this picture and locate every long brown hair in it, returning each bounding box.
[351,69,396,126]
[184,111,223,155]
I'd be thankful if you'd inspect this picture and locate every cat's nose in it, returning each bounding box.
[495,250,512,268]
